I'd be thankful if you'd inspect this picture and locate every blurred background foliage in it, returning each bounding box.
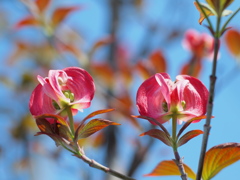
[0,0,240,180]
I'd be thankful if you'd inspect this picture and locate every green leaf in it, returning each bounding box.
[202,143,240,180]
[140,129,172,146]
[78,118,120,139]
[177,130,203,147]
[144,160,196,179]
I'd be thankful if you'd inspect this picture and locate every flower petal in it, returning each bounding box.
[29,84,58,116]
[175,75,208,122]
[136,73,171,124]
[63,67,95,110]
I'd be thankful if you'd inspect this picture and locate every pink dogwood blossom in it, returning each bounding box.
[182,29,214,59]
[136,73,208,124]
[29,67,95,116]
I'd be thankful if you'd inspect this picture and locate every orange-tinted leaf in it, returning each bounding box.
[140,129,172,146]
[52,6,81,27]
[225,29,240,57]
[194,2,215,25]
[145,160,196,179]
[90,63,114,88]
[75,109,115,139]
[202,143,240,180]
[89,36,113,56]
[83,109,115,122]
[135,61,151,79]
[7,42,28,65]
[36,0,50,13]
[78,118,120,139]
[149,50,167,73]
[91,130,105,148]
[180,62,202,78]
[111,92,141,129]
[15,16,39,29]
[178,130,203,147]
[57,42,82,58]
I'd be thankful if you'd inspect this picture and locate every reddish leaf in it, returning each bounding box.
[35,0,51,13]
[149,50,167,73]
[145,160,196,179]
[15,16,39,29]
[35,114,72,146]
[140,129,172,146]
[78,118,120,139]
[52,6,81,27]
[132,115,169,136]
[225,29,240,57]
[202,143,240,180]
[177,115,212,138]
[177,130,203,147]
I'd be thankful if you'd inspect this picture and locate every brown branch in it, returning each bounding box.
[173,151,188,180]
[196,14,221,180]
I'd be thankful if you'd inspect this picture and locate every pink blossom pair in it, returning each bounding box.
[29,67,208,125]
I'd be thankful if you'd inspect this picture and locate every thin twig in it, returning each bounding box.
[173,151,188,180]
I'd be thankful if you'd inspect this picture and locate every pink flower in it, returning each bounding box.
[136,73,208,124]
[29,67,95,116]
[182,29,214,59]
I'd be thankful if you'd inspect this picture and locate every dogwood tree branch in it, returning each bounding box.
[196,10,221,180]
[74,144,136,180]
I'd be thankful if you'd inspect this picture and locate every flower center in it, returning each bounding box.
[162,101,168,112]
[181,100,186,110]
[52,100,61,110]
[63,90,75,102]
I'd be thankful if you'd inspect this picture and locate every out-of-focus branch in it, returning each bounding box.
[104,1,121,180]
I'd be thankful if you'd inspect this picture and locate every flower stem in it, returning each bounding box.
[172,114,188,180]
[196,13,221,180]
[66,107,75,137]
[74,144,135,180]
